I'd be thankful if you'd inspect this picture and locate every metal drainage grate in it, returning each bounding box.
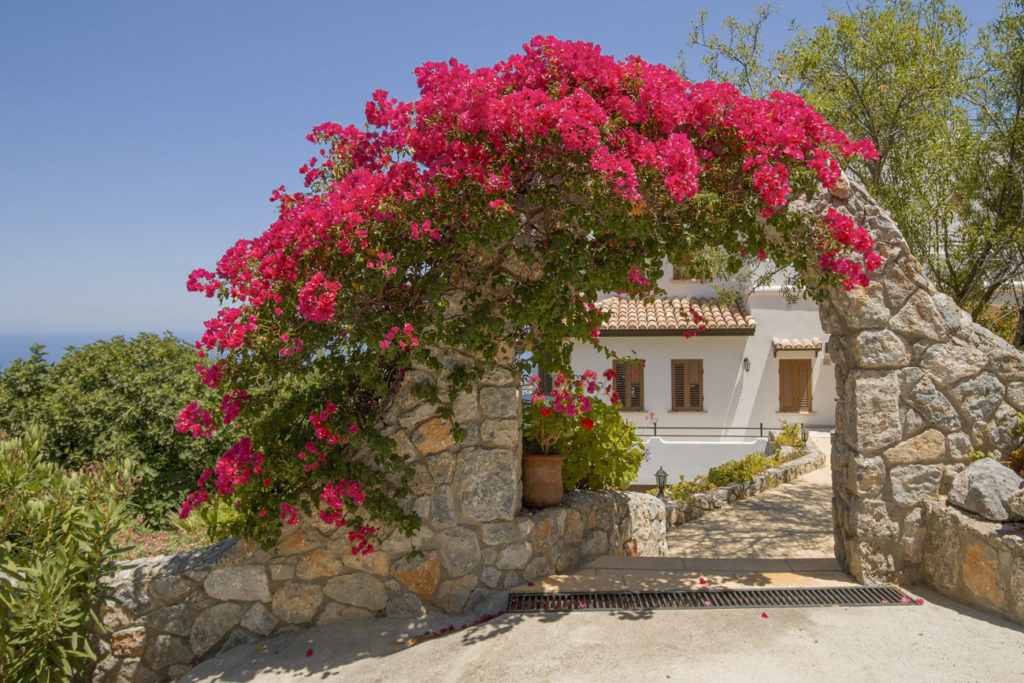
[507,586,917,613]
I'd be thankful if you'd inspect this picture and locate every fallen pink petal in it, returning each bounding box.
[306,649,313,657]
[761,612,768,618]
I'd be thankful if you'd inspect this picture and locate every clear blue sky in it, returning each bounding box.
[0,0,1004,344]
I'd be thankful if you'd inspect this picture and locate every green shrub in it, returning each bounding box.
[551,400,646,491]
[0,426,135,681]
[663,476,716,505]
[0,334,231,521]
[666,451,781,503]
[772,420,807,449]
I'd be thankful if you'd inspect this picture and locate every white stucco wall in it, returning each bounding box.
[569,263,836,485]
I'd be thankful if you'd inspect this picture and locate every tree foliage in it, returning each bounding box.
[689,1,1024,342]
[179,36,879,549]
[0,334,230,519]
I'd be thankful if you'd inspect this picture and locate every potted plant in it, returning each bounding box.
[522,370,605,507]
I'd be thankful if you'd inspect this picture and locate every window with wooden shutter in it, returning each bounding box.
[779,359,812,412]
[612,360,644,411]
[671,359,703,411]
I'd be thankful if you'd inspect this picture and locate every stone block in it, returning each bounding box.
[270,583,322,624]
[412,418,455,456]
[340,547,392,576]
[963,541,1002,609]
[890,465,943,507]
[581,529,609,557]
[479,387,518,418]
[888,290,951,342]
[845,456,885,496]
[852,498,899,539]
[432,485,457,528]
[480,522,518,545]
[495,542,532,570]
[143,634,192,672]
[849,372,902,453]
[204,565,271,602]
[950,374,1005,422]
[391,551,440,601]
[386,593,427,618]
[190,603,243,657]
[882,429,947,466]
[479,419,520,448]
[920,341,987,388]
[100,602,133,632]
[439,527,481,577]
[148,574,194,605]
[843,281,891,330]
[144,603,191,637]
[433,575,478,613]
[317,602,373,625]
[990,349,1024,382]
[276,528,314,556]
[906,377,961,432]
[111,626,146,658]
[427,452,456,484]
[480,566,502,587]
[1006,382,1024,411]
[240,602,277,636]
[948,457,1023,522]
[324,574,387,612]
[456,447,519,523]
[854,330,910,368]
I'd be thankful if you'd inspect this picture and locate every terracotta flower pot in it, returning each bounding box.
[522,453,566,508]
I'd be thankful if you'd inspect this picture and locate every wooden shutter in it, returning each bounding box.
[613,360,643,410]
[672,359,703,411]
[779,359,812,412]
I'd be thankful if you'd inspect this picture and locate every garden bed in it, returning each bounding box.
[664,449,826,526]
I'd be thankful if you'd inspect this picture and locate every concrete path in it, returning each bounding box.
[667,466,836,560]
[185,586,1024,682]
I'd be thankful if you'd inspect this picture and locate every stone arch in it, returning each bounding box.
[792,178,1024,585]
[92,179,1024,679]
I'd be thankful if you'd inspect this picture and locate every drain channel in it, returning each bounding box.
[507,586,917,613]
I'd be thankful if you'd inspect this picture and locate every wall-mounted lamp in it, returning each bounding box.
[655,466,668,500]
[742,357,751,373]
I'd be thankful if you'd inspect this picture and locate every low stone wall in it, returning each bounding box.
[91,490,666,682]
[923,501,1024,626]
[664,450,826,526]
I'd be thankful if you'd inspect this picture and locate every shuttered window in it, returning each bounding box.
[779,359,812,412]
[612,360,644,411]
[671,359,703,411]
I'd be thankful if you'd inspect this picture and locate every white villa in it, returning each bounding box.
[569,261,836,486]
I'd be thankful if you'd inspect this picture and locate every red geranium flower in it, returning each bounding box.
[581,417,594,430]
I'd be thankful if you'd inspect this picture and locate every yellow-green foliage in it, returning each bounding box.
[665,451,782,504]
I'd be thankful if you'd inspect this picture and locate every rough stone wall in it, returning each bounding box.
[91,360,667,681]
[792,178,1024,585]
[923,501,1024,625]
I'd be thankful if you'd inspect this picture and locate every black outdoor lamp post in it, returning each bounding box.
[655,466,668,500]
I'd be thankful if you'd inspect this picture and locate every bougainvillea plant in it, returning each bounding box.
[179,36,879,550]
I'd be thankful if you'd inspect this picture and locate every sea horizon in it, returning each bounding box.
[0,330,205,368]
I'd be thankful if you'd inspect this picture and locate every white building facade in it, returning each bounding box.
[569,263,836,485]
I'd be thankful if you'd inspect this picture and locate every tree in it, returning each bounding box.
[0,333,231,519]
[689,1,1024,342]
[178,36,879,549]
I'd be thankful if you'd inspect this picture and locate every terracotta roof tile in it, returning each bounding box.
[595,296,756,335]
[772,337,823,352]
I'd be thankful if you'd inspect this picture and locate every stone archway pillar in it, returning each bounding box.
[789,178,1024,585]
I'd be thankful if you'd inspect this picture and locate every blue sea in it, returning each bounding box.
[0,331,204,369]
